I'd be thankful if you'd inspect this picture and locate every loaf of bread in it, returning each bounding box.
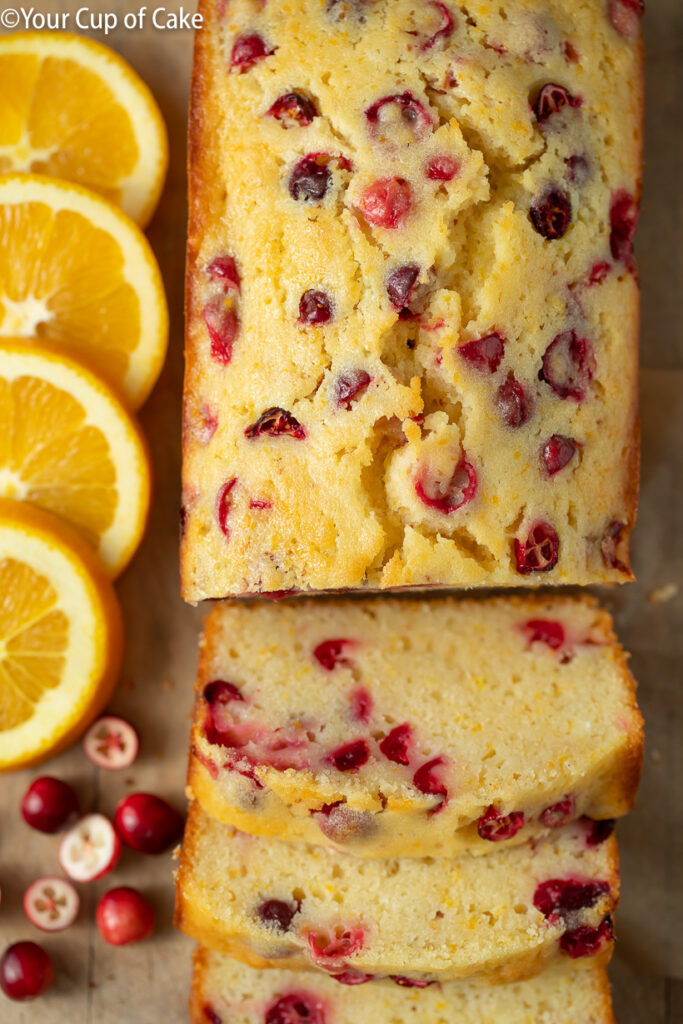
[191,946,616,1024]
[181,0,643,599]
[175,803,619,984]
[187,595,642,858]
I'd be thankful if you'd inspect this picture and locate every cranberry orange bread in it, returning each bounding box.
[191,947,617,1024]
[181,0,643,599]
[187,595,642,858]
[175,803,619,984]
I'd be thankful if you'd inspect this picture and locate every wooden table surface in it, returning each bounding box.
[0,2,681,1021]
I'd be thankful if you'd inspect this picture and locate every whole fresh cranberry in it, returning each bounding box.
[541,434,577,475]
[216,477,237,537]
[521,619,566,651]
[386,264,420,311]
[21,776,79,833]
[365,92,433,143]
[289,155,332,203]
[415,458,477,514]
[114,793,184,855]
[477,805,525,841]
[299,290,334,325]
[96,887,155,945]
[358,177,413,228]
[334,370,371,409]
[230,33,274,72]
[496,376,533,427]
[265,990,326,1024]
[514,520,559,574]
[540,795,575,828]
[426,154,460,181]
[326,740,370,772]
[540,330,595,401]
[245,408,307,439]
[561,916,615,958]
[413,756,449,814]
[458,332,505,373]
[266,92,318,127]
[379,724,413,765]
[257,898,301,932]
[203,296,239,364]
[530,188,572,239]
[534,83,581,124]
[0,941,54,1001]
[533,877,610,919]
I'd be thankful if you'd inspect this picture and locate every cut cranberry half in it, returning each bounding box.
[365,92,433,142]
[266,92,318,127]
[496,376,533,428]
[583,817,616,847]
[0,941,54,1001]
[415,458,477,514]
[540,330,595,401]
[313,638,354,670]
[331,971,374,985]
[413,756,449,814]
[203,295,239,364]
[610,190,639,272]
[478,805,525,841]
[587,261,611,286]
[230,33,274,72]
[206,255,240,291]
[378,723,413,765]
[390,975,436,988]
[265,991,326,1024]
[289,155,332,203]
[421,1,455,50]
[204,679,244,705]
[203,681,245,747]
[542,434,577,475]
[608,0,644,40]
[334,370,371,409]
[561,916,615,958]
[534,83,581,124]
[23,877,79,932]
[307,925,365,968]
[299,290,334,325]
[358,177,413,229]
[96,887,155,946]
[114,793,184,855]
[521,619,565,651]
[600,520,630,573]
[530,188,572,239]
[349,687,373,723]
[540,795,576,829]
[216,477,237,537]
[59,813,121,882]
[82,715,139,770]
[326,739,370,772]
[533,877,610,920]
[257,898,301,932]
[21,776,79,833]
[426,154,460,181]
[386,264,420,311]
[514,520,559,574]
[458,332,505,373]
[246,408,307,440]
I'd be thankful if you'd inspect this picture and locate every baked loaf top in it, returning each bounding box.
[175,803,619,984]
[188,595,642,858]
[181,0,643,599]
[191,946,616,1024]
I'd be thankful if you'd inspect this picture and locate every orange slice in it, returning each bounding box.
[0,31,168,226]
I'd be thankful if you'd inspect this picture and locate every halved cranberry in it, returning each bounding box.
[307,925,365,967]
[583,817,616,846]
[230,33,274,72]
[378,723,413,765]
[358,178,413,228]
[542,434,577,475]
[246,408,306,439]
[289,155,332,202]
[561,916,614,958]
[540,795,575,829]
[265,991,326,1024]
[386,264,420,311]
[496,376,533,427]
[608,0,644,40]
[478,805,525,841]
[266,92,318,127]
[390,976,436,988]
[365,92,433,142]
[533,877,610,919]
[334,369,371,409]
[540,330,595,401]
[421,1,455,50]
[530,189,572,239]
[216,477,237,537]
[413,756,449,814]
[514,521,559,574]
[206,255,240,291]
[299,290,334,325]
[610,190,639,272]
[204,680,245,745]
[588,261,611,286]
[326,740,370,772]
[349,687,373,723]
[600,520,629,573]
[331,971,374,984]
[257,898,300,932]
[521,619,565,651]
[415,458,477,514]
[203,296,238,364]
[458,332,505,373]
[534,83,581,124]
[313,638,354,670]
[426,154,460,181]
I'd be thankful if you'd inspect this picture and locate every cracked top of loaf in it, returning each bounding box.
[181,0,643,599]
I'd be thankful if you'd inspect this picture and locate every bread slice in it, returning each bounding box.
[191,946,616,1024]
[175,803,619,985]
[187,595,642,858]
